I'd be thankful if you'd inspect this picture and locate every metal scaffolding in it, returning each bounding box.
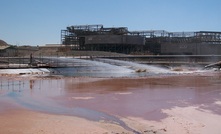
[61,24,221,54]
[61,24,143,53]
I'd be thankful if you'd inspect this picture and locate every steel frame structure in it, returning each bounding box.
[61,24,221,54]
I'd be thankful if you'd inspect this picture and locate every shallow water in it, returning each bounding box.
[0,58,220,133]
[1,72,221,117]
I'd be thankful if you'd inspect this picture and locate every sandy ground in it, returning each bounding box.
[0,109,130,134]
[123,106,221,134]
[0,72,221,134]
[1,105,221,134]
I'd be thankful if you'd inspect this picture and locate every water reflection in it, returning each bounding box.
[29,79,34,90]
[0,72,221,121]
[60,75,221,119]
[0,78,24,93]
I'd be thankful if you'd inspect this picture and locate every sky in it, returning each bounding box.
[0,0,221,46]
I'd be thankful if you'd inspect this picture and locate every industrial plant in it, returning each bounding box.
[1,24,221,69]
[61,24,221,55]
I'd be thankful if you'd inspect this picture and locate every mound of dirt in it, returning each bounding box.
[0,39,8,46]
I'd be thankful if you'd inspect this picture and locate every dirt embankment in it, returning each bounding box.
[5,46,128,57]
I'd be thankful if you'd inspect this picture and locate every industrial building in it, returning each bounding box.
[61,24,221,55]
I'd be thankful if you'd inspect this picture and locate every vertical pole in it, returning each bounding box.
[19,56,21,68]
[30,53,32,66]
[7,52,9,68]
[57,52,58,67]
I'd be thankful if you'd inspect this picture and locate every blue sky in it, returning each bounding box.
[0,0,221,46]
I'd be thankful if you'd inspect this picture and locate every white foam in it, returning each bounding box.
[95,58,174,74]
[0,68,50,75]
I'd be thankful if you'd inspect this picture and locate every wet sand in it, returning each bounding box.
[0,72,221,133]
[0,109,130,134]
